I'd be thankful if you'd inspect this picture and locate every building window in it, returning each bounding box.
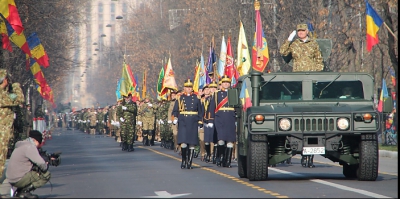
[123,3,127,13]
[111,14,115,21]
[98,3,103,13]
[98,14,103,22]
[111,3,115,13]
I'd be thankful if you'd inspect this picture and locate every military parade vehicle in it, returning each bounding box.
[227,39,391,181]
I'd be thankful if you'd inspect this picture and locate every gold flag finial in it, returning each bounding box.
[254,0,260,11]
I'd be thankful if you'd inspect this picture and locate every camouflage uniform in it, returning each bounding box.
[279,24,324,72]
[83,109,90,133]
[157,100,173,149]
[116,102,124,144]
[96,108,105,134]
[138,97,157,146]
[120,97,137,151]
[9,105,25,156]
[0,69,25,180]
[135,101,143,142]
[168,95,178,152]
[88,108,97,135]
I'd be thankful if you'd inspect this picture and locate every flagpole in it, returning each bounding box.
[383,22,398,40]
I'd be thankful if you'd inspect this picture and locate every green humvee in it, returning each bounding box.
[228,59,391,181]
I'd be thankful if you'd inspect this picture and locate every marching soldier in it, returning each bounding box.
[114,100,123,143]
[138,95,157,146]
[157,99,170,148]
[88,107,97,135]
[206,81,219,163]
[167,90,179,152]
[119,94,137,152]
[135,100,143,142]
[202,84,213,162]
[207,75,236,168]
[96,107,105,134]
[172,79,204,169]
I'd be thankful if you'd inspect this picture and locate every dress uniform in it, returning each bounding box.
[207,75,236,167]
[172,79,204,169]
[204,81,219,163]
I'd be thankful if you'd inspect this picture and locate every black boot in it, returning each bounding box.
[180,147,187,169]
[216,145,225,167]
[212,145,218,164]
[187,148,195,169]
[308,155,315,168]
[205,144,211,163]
[150,130,155,146]
[122,142,128,151]
[224,147,233,168]
[160,139,165,148]
[127,144,134,152]
[15,184,38,198]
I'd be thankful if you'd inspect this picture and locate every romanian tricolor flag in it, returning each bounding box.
[0,0,24,35]
[251,0,269,73]
[0,17,12,52]
[30,58,47,87]
[0,13,30,55]
[377,78,389,112]
[27,32,50,68]
[365,1,383,52]
[239,80,252,110]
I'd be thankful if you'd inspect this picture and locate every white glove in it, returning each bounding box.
[208,123,214,128]
[157,120,161,124]
[173,119,178,125]
[160,120,164,124]
[120,117,125,122]
[115,122,120,127]
[167,120,172,124]
[148,103,153,107]
[122,106,127,110]
[288,30,296,41]
[137,121,142,126]
[87,120,90,123]
[111,120,115,124]
[96,120,98,123]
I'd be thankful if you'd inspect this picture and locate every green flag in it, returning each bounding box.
[157,66,165,94]
[120,62,135,97]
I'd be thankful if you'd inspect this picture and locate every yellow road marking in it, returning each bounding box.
[139,146,289,198]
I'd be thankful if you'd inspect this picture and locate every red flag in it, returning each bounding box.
[224,36,239,87]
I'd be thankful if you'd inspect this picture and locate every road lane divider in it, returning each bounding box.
[138,146,289,198]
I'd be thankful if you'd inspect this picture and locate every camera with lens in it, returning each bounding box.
[32,149,62,173]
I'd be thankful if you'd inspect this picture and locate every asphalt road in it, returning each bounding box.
[2,127,398,198]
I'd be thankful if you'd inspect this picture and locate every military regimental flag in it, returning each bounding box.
[236,20,251,76]
[199,53,206,89]
[365,0,383,52]
[119,62,136,97]
[225,36,239,88]
[377,78,389,112]
[160,56,178,95]
[116,78,122,102]
[251,0,269,73]
[157,65,165,95]
[142,70,147,99]
[217,35,227,79]
[193,60,201,94]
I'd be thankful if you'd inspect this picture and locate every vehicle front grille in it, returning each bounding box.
[292,117,337,132]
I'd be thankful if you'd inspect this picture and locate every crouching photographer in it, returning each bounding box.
[6,130,60,198]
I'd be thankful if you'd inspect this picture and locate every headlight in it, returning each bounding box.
[279,118,291,131]
[337,118,349,130]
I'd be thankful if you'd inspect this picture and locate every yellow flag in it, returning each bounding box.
[236,20,251,76]
[142,70,147,99]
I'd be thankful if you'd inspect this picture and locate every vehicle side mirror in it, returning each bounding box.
[228,88,239,107]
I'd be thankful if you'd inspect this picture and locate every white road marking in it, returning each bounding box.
[141,191,191,198]
[269,168,391,198]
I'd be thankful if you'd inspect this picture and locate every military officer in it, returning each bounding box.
[88,107,97,135]
[207,75,236,168]
[172,79,204,169]
[0,69,25,184]
[157,99,171,148]
[138,95,157,146]
[119,94,137,152]
[96,107,105,134]
[279,23,324,72]
[115,100,123,143]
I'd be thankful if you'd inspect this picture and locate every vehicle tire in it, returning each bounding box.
[238,155,247,178]
[343,164,358,178]
[247,135,268,181]
[357,134,378,181]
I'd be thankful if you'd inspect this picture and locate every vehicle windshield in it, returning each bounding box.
[260,81,303,100]
[314,80,364,99]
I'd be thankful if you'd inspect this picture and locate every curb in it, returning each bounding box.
[379,150,398,159]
